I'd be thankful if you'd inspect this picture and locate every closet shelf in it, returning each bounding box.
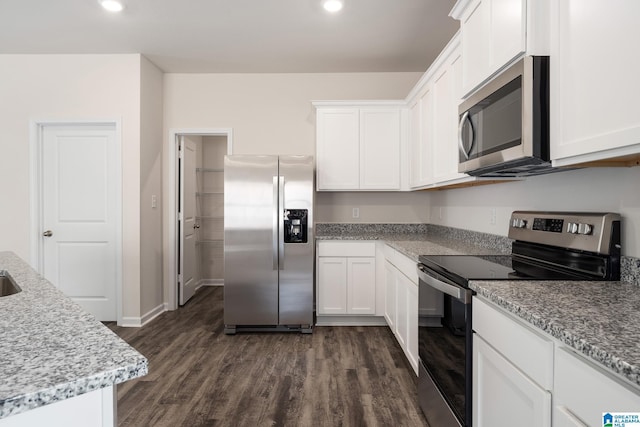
[196,168,224,173]
[196,191,224,196]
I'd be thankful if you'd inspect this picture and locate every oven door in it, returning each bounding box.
[417,264,473,427]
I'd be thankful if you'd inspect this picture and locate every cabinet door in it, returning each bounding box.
[360,109,401,190]
[554,406,588,427]
[430,46,466,185]
[316,108,360,190]
[317,257,347,314]
[395,272,410,349]
[551,1,640,164]
[384,261,397,331]
[408,97,424,188]
[491,0,526,70]
[554,347,640,427]
[347,257,376,315]
[406,278,419,374]
[461,0,491,94]
[410,86,434,188]
[473,334,552,427]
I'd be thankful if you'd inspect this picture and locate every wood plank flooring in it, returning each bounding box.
[107,287,429,427]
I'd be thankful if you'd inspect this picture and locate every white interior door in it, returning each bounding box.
[42,124,119,321]
[179,136,198,305]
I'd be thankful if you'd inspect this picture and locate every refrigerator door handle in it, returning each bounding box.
[273,176,279,270]
[278,175,285,270]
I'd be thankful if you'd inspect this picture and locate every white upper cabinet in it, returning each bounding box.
[315,107,360,190]
[451,0,548,96]
[430,41,467,185]
[314,102,405,191]
[407,33,479,189]
[550,1,640,166]
[359,108,402,190]
[409,86,434,188]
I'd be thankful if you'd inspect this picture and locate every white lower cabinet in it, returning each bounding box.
[383,244,440,375]
[346,257,376,314]
[0,386,115,427]
[474,296,640,427]
[473,334,551,427]
[553,347,640,427]
[317,257,348,315]
[405,277,419,370]
[316,241,376,317]
[383,260,397,330]
[473,297,552,427]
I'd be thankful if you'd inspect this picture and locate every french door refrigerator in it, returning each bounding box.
[223,155,314,334]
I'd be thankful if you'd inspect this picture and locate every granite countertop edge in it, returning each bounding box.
[1,360,148,419]
[0,251,148,419]
[470,281,640,388]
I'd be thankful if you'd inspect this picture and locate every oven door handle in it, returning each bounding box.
[417,264,471,304]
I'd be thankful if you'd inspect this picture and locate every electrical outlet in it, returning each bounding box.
[151,195,157,209]
[490,208,496,225]
[352,207,360,219]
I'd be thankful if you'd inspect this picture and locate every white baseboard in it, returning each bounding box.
[119,303,166,328]
[315,315,388,327]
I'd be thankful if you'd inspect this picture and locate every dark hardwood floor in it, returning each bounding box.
[107,287,429,427]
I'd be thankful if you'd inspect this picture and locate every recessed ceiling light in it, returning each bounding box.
[323,0,344,13]
[100,0,124,12]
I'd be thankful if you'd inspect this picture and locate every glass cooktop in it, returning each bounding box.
[418,254,585,287]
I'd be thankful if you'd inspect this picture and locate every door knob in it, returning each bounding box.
[43,230,53,237]
[193,224,200,229]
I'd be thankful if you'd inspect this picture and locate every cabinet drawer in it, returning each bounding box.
[473,297,553,390]
[317,241,376,257]
[554,347,640,427]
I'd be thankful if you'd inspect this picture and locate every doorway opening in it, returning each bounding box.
[167,129,233,310]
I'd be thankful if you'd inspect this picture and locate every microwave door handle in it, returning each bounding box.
[417,264,470,304]
[458,111,474,159]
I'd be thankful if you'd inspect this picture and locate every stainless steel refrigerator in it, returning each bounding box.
[223,155,314,334]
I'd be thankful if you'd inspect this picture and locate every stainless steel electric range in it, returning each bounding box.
[416,211,622,427]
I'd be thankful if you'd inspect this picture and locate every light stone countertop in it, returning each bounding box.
[0,252,148,419]
[470,279,640,388]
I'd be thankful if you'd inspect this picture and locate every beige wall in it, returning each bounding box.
[428,167,640,258]
[139,56,165,316]
[162,72,428,228]
[163,72,421,155]
[316,192,429,223]
[0,54,159,321]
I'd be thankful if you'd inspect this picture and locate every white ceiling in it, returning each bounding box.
[0,0,459,73]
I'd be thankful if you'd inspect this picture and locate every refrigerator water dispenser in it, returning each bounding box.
[284,209,308,243]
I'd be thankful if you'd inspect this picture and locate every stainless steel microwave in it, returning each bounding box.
[458,56,552,177]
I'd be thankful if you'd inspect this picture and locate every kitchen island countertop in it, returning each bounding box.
[0,251,148,419]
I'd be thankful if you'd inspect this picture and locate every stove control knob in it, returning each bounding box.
[567,222,579,234]
[511,218,527,228]
[578,223,593,235]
